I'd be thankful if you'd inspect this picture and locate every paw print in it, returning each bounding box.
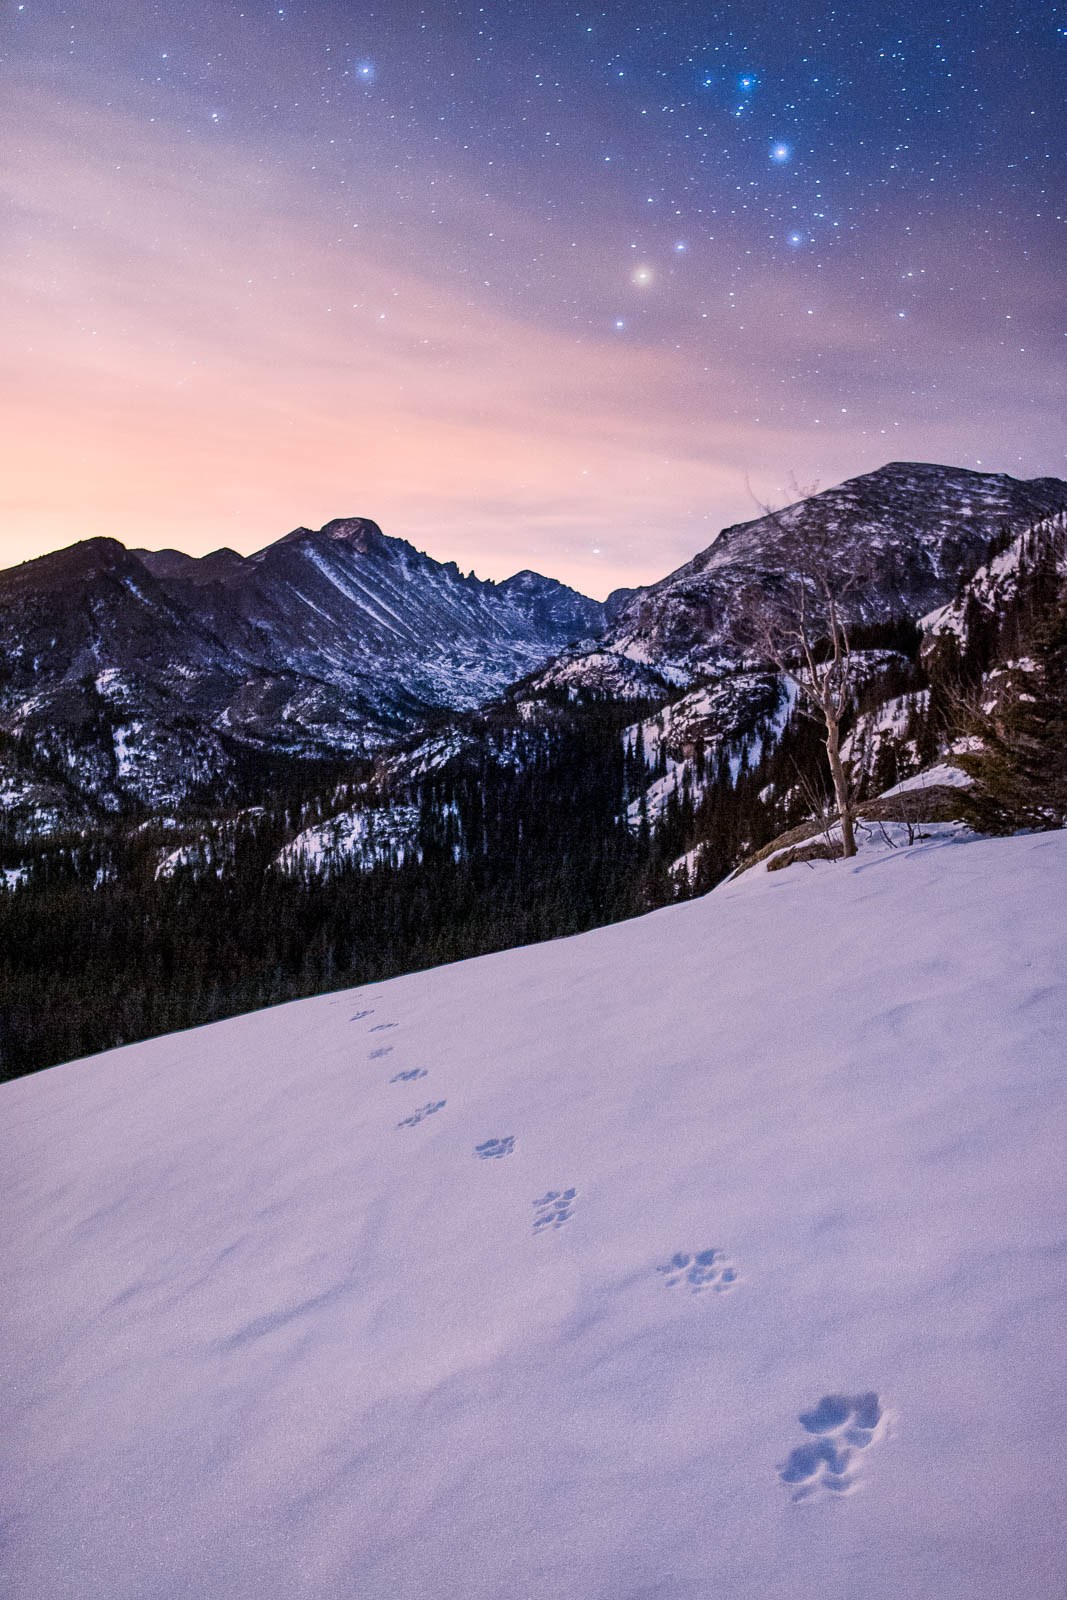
[396,1100,446,1129]
[475,1137,515,1159]
[656,1248,738,1293]
[533,1189,577,1231]
[779,1393,886,1501]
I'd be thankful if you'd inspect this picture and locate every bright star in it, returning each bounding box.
[631,265,654,287]
[614,319,625,330]
[771,143,791,163]
[356,60,375,81]
[674,240,686,253]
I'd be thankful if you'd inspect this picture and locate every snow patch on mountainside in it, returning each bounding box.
[922,508,1067,642]
[277,804,426,875]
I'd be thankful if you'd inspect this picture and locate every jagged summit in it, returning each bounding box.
[136,546,249,585]
[0,515,616,829]
[669,461,1066,582]
[275,516,387,556]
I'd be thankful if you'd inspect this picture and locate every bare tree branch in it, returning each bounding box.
[729,486,865,858]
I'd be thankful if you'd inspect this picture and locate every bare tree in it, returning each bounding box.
[732,499,863,858]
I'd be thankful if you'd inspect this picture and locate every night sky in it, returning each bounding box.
[3,1,1064,595]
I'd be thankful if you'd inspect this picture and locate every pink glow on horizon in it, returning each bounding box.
[2,83,1063,598]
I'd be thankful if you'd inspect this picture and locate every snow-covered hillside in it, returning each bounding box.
[3,830,1066,1600]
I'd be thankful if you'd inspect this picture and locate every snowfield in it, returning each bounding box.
[3,830,1066,1599]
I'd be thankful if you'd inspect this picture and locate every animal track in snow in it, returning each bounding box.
[350,1010,374,1021]
[474,1137,515,1159]
[532,1189,577,1231]
[369,1046,394,1059]
[391,1068,428,1083]
[370,1022,397,1032]
[779,1392,886,1501]
[396,1101,446,1129]
[656,1248,738,1294]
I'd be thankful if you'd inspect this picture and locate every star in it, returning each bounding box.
[631,266,654,287]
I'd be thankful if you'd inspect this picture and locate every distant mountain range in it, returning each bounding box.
[1,463,1065,838]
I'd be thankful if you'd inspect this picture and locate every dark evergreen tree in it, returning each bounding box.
[955,592,1067,832]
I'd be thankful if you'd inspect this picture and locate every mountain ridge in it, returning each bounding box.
[579,461,1067,688]
[0,518,618,828]
[3,461,1066,837]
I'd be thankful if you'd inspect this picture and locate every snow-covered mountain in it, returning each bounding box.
[246,488,1067,884]
[0,519,616,831]
[548,463,1067,690]
[4,463,1064,845]
[3,826,1065,1599]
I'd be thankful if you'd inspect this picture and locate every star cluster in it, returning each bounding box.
[1,0,1063,592]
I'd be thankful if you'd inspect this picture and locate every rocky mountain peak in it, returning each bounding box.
[276,517,387,557]
[543,461,1067,691]
[0,512,615,832]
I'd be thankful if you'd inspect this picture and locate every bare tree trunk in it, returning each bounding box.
[824,717,857,858]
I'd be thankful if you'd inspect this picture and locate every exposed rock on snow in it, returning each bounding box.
[921,508,1067,643]
[624,671,793,827]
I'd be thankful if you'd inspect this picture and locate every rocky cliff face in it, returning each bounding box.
[553,463,1067,688]
[0,519,614,831]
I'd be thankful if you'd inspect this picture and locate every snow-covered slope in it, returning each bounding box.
[3,830,1066,1600]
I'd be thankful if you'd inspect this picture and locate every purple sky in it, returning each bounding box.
[2,0,1063,595]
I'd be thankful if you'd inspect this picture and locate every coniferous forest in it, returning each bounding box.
[0,683,821,1080]
[0,702,651,1080]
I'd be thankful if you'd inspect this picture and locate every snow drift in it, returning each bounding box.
[3,829,1066,1599]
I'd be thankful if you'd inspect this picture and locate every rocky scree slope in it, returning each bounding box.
[0,519,618,832]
